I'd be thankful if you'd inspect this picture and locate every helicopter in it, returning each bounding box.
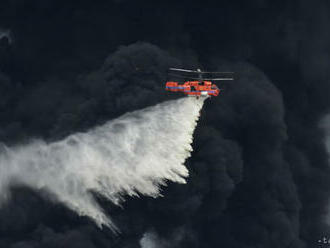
[165,68,233,97]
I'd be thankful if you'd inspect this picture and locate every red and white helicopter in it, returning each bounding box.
[166,68,233,97]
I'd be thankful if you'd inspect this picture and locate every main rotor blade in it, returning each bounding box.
[169,68,234,74]
[209,78,234,81]
[168,73,233,81]
[196,71,234,74]
[169,68,197,73]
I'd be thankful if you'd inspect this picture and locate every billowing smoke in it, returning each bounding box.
[139,228,188,248]
[1,1,330,247]
[0,97,205,230]
[140,231,168,248]
[321,115,330,153]
[320,114,330,224]
[0,29,11,44]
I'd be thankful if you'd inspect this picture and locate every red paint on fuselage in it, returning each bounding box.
[165,81,220,97]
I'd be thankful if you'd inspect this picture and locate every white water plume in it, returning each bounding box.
[0,97,206,230]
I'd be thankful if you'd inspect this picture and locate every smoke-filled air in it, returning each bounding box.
[3,1,330,247]
[0,97,206,230]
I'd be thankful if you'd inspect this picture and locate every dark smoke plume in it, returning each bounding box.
[1,0,330,247]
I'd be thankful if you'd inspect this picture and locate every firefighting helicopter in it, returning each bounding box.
[165,68,233,97]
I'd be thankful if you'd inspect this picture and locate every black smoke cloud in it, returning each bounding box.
[1,0,330,247]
